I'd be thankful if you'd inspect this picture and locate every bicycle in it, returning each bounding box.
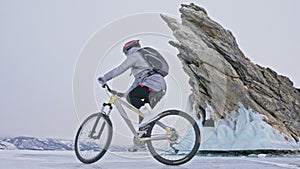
[74,84,200,166]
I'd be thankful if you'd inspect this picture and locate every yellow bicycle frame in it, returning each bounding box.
[104,92,170,142]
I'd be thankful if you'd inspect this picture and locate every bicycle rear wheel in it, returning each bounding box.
[147,110,200,165]
[75,113,113,164]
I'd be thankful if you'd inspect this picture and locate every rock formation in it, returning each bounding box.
[161,3,300,142]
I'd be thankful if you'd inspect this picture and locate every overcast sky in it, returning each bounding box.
[0,0,299,140]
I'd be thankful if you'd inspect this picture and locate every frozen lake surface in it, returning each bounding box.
[1,150,300,169]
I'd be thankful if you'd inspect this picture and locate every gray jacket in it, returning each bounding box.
[100,47,167,95]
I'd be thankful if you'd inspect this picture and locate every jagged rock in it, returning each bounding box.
[161,3,300,142]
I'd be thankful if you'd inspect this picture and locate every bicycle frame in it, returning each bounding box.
[99,87,172,142]
[105,93,143,137]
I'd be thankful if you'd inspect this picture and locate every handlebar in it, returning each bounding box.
[102,84,112,92]
[102,84,124,97]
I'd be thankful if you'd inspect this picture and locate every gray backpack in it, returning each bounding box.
[138,47,169,77]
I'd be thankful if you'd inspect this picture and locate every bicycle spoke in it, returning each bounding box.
[75,113,112,164]
[147,110,200,165]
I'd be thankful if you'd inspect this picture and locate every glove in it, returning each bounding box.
[98,77,106,87]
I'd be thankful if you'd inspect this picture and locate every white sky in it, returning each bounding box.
[0,0,299,140]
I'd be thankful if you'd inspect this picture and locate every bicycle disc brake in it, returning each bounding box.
[168,128,179,143]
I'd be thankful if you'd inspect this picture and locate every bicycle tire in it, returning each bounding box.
[74,113,113,164]
[146,110,200,165]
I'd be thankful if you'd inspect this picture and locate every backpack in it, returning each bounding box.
[138,47,169,77]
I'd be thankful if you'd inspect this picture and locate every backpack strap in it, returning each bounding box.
[146,70,164,77]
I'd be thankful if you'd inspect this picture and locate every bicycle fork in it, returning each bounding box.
[89,103,112,139]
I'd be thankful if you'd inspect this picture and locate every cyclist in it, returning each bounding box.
[98,40,167,151]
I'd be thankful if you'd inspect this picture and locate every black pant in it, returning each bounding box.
[128,85,151,124]
[128,85,151,109]
[128,85,165,123]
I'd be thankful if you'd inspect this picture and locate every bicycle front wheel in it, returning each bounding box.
[147,110,200,165]
[74,113,113,164]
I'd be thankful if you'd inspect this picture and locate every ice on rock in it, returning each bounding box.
[200,103,300,150]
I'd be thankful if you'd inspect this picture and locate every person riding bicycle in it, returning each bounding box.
[98,40,167,151]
